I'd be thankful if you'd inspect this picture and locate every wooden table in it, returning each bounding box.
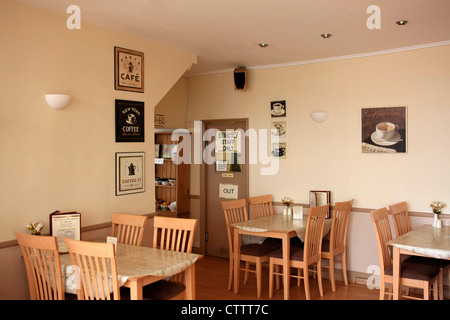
[60,243,202,300]
[388,225,450,300]
[231,214,332,300]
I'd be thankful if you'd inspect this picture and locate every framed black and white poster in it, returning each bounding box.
[115,99,144,142]
[115,152,145,196]
[271,100,286,118]
[361,106,407,153]
[114,46,144,93]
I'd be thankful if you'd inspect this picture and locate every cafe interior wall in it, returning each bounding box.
[182,44,450,275]
[0,0,196,299]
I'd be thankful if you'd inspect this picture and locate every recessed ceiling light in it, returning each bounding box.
[320,33,332,39]
[258,43,269,48]
[396,20,408,26]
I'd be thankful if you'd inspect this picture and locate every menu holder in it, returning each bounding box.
[49,210,81,253]
[309,191,331,218]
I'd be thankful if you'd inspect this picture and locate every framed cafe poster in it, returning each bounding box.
[361,106,407,154]
[115,152,145,196]
[115,99,145,142]
[49,211,81,253]
[271,100,286,118]
[114,46,144,93]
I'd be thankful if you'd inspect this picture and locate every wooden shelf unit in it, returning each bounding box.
[155,132,190,218]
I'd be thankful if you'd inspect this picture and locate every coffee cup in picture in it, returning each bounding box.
[376,122,398,140]
[273,103,284,114]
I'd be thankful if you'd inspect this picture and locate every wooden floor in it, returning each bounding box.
[195,255,379,300]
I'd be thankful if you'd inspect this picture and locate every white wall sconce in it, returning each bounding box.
[310,111,329,123]
[45,94,72,110]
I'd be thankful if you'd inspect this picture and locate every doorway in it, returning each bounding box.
[201,119,249,258]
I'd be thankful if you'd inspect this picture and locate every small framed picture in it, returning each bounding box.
[271,121,286,138]
[361,106,407,153]
[115,152,145,196]
[114,46,144,93]
[271,100,286,118]
[271,142,286,159]
[49,211,81,253]
[115,99,145,142]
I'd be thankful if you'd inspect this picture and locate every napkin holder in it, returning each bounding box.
[293,206,303,219]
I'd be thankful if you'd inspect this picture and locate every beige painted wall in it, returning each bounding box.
[0,0,196,242]
[186,45,450,212]
[0,1,197,299]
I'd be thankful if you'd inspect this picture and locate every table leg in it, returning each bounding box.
[393,246,401,300]
[128,280,143,300]
[185,264,195,300]
[282,234,290,300]
[233,228,241,294]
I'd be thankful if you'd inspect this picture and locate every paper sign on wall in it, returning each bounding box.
[219,183,238,199]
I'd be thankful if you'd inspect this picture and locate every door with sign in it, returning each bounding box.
[203,119,248,258]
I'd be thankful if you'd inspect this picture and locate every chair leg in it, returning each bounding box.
[439,268,443,300]
[317,261,323,297]
[269,260,274,298]
[424,282,430,300]
[329,256,336,292]
[275,265,280,290]
[379,280,385,300]
[304,266,311,300]
[228,256,233,290]
[244,262,249,284]
[342,250,349,286]
[256,260,262,298]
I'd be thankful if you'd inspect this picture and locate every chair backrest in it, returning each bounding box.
[221,199,249,255]
[248,194,274,219]
[111,212,148,246]
[329,199,354,253]
[304,204,329,264]
[370,207,393,274]
[153,216,197,253]
[64,238,120,300]
[16,232,64,300]
[388,201,411,237]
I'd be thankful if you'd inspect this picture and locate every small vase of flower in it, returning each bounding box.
[26,222,43,235]
[430,201,445,228]
[282,197,293,215]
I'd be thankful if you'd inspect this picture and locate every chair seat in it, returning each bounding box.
[142,280,186,300]
[269,244,305,261]
[262,237,303,248]
[384,260,440,282]
[241,243,278,256]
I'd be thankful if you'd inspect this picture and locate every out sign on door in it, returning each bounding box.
[219,184,238,199]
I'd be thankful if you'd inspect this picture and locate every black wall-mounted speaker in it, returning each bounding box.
[234,67,247,90]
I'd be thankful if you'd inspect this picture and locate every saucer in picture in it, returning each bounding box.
[271,109,285,116]
[371,131,402,146]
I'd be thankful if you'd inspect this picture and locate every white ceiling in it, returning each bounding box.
[17,0,450,76]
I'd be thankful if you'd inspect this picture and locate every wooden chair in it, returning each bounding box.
[16,232,65,300]
[269,204,328,300]
[222,198,278,298]
[389,201,449,300]
[111,212,148,246]
[64,237,120,300]
[370,207,440,300]
[248,194,274,218]
[141,216,198,300]
[321,199,354,292]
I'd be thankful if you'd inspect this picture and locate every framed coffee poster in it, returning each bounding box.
[115,152,145,196]
[115,99,144,142]
[114,46,144,93]
[361,106,407,153]
[49,211,81,253]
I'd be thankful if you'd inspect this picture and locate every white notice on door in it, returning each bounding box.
[219,183,238,199]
